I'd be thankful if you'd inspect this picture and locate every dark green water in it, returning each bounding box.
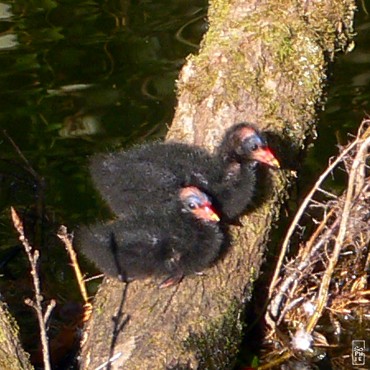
[0,0,207,231]
[0,0,369,368]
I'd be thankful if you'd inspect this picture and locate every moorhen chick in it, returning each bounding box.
[89,122,279,221]
[77,186,223,287]
[209,122,280,219]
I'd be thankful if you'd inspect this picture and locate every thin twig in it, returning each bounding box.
[268,136,360,300]
[262,122,370,369]
[11,207,53,370]
[84,274,105,282]
[57,225,90,304]
[3,130,40,180]
[44,300,57,325]
[306,134,370,333]
[268,215,339,324]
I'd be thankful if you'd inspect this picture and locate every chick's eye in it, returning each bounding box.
[188,202,197,209]
[247,136,263,152]
[250,143,258,151]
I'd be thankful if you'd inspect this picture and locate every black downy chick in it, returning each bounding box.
[77,186,223,287]
[211,122,279,219]
[89,122,279,221]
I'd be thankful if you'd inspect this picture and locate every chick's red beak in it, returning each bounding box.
[194,204,220,222]
[251,147,280,168]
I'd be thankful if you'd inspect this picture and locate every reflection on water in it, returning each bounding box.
[0,33,18,49]
[0,2,11,19]
[0,0,208,228]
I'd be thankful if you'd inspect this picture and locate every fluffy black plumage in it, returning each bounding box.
[77,187,223,286]
[89,122,279,221]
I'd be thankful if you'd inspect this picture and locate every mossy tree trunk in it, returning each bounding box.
[80,0,355,369]
[0,301,33,370]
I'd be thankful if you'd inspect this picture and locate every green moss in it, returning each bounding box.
[183,298,250,369]
[178,0,355,136]
[95,292,108,315]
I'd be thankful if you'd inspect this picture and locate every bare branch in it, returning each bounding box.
[306,132,370,333]
[263,121,370,367]
[11,207,53,370]
[268,138,359,301]
[57,225,90,305]
[3,130,41,181]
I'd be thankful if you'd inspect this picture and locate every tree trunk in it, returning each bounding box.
[80,0,355,369]
[0,301,33,370]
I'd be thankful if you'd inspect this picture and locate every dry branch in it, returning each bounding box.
[11,207,55,370]
[264,121,370,368]
[57,226,93,323]
[57,226,89,305]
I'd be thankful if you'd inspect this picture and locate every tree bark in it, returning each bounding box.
[80,0,355,369]
[0,301,33,370]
